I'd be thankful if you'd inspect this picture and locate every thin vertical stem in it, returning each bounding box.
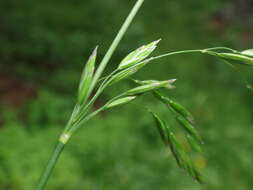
[87,0,145,98]
[36,142,65,190]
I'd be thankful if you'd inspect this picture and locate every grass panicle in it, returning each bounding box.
[36,0,253,189]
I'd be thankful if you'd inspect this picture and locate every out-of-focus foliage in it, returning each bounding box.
[0,0,253,189]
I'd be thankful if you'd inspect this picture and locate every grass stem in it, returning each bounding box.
[35,142,65,190]
[87,0,145,99]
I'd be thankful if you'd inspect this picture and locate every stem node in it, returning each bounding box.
[59,133,71,144]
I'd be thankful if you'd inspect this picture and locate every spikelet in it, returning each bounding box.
[176,116,203,144]
[218,53,253,66]
[151,112,167,144]
[105,96,136,108]
[168,132,203,183]
[125,80,176,95]
[167,131,189,169]
[153,91,194,123]
[78,47,97,104]
[186,134,202,153]
[203,50,253,66]
[118,40,160,69]
[151,112,183,168]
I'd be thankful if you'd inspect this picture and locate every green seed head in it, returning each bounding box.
[186,134,202,153]
[78,47,98,104]
[203,49,253,66]
[218,53,253,66]
[169,100,194,123]
[105,96,136,108]
[186,160,203,184]
[167,132,189,169]
[151,112,167,144]
[118,39,160,69]
[152,91,194,123]
[125,79,176,95]
[176,116,203,144]
[150,112,185,169]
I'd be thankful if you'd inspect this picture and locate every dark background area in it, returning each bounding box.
[0,0,253,189]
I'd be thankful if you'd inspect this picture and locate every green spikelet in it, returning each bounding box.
[153,91,194,123]
[218,53,253,66]
[150,112,167,144]
[186,134,202,153]
[167,132,189,169]
[150,112,183,168]
[118,40,160,69]
[176,116,203,144]
[78,47,98,104]
[125,80,176,96]
[168,132,203,183]
[203,50,253,66]
[168,100,194,123]
[105,96,136,109]
[186,160,203,183]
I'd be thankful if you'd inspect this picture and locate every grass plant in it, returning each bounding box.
[35,0,253,189]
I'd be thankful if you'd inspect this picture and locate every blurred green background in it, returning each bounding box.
[0,0,253,189]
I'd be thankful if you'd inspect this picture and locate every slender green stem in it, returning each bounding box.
[150,49,203,61]
[37,104,109,190]
[87,0,145,99]
[204,47,238,53]
[110,49,203,76]
[36,142,65,190]
[69,93,125,135]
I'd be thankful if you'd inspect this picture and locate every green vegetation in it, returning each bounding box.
[1,0,253,189]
